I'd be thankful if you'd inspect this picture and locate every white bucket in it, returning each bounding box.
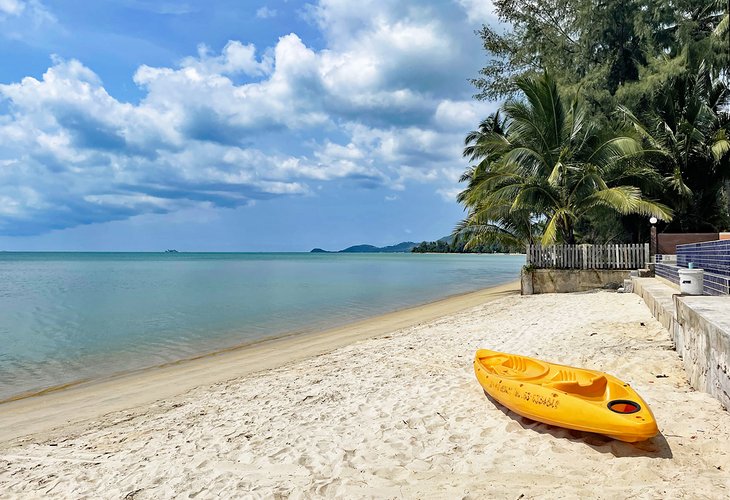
[678,268,704,295]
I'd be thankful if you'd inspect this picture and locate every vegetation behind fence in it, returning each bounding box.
[527,244,649,270]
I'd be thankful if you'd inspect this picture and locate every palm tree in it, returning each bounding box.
[454,197,539,251]
[456,111,538,250]
[462,111,507,164]
[619,61,730,231]
[456,72,672,247]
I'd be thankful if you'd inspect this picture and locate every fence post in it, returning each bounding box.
[626,244,635,269]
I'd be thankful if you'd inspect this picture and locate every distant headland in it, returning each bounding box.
[310,242,417,253]
[311,236,521,254]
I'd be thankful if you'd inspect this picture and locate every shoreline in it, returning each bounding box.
[0,280,519,444]
[2,287,729,496]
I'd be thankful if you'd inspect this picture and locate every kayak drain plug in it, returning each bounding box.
[607,400,641,414]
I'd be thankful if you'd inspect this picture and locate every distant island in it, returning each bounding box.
[310,242,417,253]
[310,237,521,254]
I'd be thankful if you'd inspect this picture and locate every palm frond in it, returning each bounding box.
[541,208,572,245]
[583,187,673,220]
[586,137,643,168]
[711,135,730,162]
[666,168,693,197]
[714,13,729,37]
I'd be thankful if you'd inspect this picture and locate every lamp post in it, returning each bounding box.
[649,216,658,260]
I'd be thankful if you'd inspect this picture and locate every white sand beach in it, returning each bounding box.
[1,287,729,498]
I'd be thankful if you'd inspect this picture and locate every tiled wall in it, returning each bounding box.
[655,262,679,284]
[677,239,730,273]
[673,239,730,295]
[702,273,730,295]
[655,261,730,295]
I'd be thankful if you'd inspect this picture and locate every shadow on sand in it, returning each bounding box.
[483,391,673,459]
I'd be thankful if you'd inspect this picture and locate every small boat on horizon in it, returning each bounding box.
[474,349,659,442]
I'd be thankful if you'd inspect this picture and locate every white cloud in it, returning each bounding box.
[180,41,273,77]
[437,186,462,202]
[434,99,499,130]
[0,0,24,15]
[0,0,55,36]
[0,0,497,235]
[256,6,277,19]
[455,0,497,25]
[308,0,470,97]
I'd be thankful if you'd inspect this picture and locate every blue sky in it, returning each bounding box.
[0,0,498,251]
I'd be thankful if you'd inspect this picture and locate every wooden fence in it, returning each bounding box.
[527,243,650,270]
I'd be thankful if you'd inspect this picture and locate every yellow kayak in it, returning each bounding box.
[474,349,658,442]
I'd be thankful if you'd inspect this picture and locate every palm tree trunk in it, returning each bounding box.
[566,226,576,245]
[559,218,576,244]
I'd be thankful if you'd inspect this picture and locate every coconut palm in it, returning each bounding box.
[462,111,507,164]
[456,72,672,246]
[619,61,730,231]
[457,111,538,250]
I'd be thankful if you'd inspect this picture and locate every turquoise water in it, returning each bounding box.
[0,252,524,400]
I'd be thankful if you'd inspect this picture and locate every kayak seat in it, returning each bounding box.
[480,354,549,380]
[546,372,608,397]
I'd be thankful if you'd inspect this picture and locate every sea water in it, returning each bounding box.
[0,252,524,400]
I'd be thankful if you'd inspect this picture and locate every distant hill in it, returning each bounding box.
[310,241,418,253]
[312,235,522,254]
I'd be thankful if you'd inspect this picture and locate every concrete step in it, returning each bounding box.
[632,277,678,331]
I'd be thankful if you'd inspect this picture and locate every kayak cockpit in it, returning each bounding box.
[476,352,550,380]
[545,373,608,397]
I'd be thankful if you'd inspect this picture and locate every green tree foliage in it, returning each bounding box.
[456,72,672,246]
[411,240,452,253]
[410,238,519,254]
[619,62,730,231]
[473,0,726,120]
[466,0,730,240]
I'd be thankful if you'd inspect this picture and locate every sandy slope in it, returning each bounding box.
[1,290,729,498]
[0,282,519,443]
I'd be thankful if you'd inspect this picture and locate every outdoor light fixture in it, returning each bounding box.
[649,217,658,225]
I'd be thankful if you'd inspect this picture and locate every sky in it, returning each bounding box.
[0,0,499,251]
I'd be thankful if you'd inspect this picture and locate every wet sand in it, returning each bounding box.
[0,281,519,444]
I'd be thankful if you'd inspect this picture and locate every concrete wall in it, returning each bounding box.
[632,277,730,410]
[673,296,730,410]
[525,269,630,294]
